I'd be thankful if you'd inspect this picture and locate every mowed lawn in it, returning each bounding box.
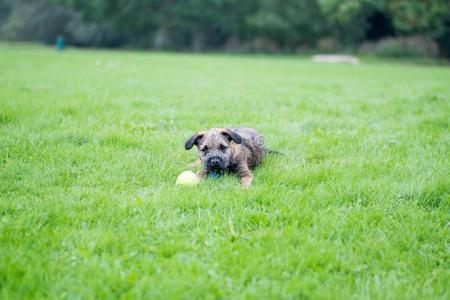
[0,43,449,299]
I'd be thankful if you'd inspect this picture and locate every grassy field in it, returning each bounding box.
[0,42,449,299]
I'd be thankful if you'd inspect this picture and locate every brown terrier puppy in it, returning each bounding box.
[185,127,265,187]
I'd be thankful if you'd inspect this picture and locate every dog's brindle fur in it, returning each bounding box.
[185,128,264,187]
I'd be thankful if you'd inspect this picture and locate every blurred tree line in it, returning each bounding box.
[0,0,449,57]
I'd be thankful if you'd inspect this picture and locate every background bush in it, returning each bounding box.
[360,36,440,58]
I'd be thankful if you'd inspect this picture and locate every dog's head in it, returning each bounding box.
[185,128,242,172]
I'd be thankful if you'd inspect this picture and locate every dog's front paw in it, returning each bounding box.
[240,176,253,188]
[196,169,208,181]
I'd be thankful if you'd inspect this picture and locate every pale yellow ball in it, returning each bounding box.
[176,171,200,186]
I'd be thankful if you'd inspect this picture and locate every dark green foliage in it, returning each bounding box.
[0,0,449,55]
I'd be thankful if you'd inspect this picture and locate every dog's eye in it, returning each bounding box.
[219,144,228,151]
[201,146,208,152]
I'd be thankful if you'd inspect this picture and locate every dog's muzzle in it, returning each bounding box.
[206,156,224,171]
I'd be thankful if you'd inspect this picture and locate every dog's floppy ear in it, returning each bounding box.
[221,128,242,144]
[185,132,205,150]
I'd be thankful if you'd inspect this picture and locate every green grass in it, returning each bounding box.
[0,42,449,299]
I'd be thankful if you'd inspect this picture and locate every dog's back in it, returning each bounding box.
[232,127,265,168]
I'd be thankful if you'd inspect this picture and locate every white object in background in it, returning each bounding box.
[312,54,359,65]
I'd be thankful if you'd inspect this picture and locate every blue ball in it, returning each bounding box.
[209,171,221,179]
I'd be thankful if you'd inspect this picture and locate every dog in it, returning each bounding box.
[185,127,265,187]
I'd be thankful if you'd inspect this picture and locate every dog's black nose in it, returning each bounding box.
[210,158,221,166]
